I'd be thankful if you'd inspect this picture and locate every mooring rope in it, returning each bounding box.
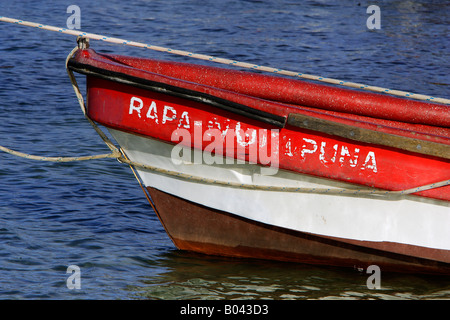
[0,45,122,164]
[0,17,448,198]
[0,145,118,163]
[65,45,121,156]
[0,16,449,105]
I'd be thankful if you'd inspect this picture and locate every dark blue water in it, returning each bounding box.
[0,0,449,300]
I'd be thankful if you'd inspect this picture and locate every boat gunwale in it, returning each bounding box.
[68,49,450,160]
[68,57,287,128]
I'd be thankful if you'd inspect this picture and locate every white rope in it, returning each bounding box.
[0,144,118,162]
[0,16,449,105]
[65,45,121,155]
[0,46,122,163]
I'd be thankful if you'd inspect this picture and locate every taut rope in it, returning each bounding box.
[0,16,449,105]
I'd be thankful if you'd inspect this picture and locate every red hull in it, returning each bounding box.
[107,54,450,127]
[68,48,450,274]
[69,49,450,201]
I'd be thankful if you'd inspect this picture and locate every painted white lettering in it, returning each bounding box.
[129,97,143,118]
[285,139,293,157]
[207,119,221,131]
[162,105,177,124]
[331,144,338,163]
[350,148,360,167]
[301,138,318,158]
[178,111,190,129]
[319,141,328,164]
[146,101,158,123]
[362,151,378,173]
[339,145,351,165]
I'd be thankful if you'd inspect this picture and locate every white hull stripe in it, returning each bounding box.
[109,129,450,251]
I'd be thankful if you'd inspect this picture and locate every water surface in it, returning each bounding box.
[0,0,449,300]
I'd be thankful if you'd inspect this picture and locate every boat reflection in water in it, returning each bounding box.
[129,251,450,300]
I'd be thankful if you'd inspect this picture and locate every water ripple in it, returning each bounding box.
[0,0,448,300]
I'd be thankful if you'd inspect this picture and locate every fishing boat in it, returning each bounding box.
[67,44,450,275]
